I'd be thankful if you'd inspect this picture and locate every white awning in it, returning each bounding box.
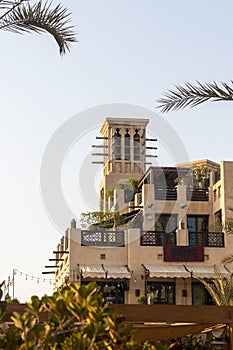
[103,265,131,279]
[79,264,105,278]
[143,265,190,278]
[185,265,229,279]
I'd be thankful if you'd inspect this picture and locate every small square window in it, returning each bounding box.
[100,254,106,260]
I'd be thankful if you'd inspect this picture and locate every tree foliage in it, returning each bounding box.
[174,334,213,350]
[105,178,139,200]
[124,178,139,194]
[174,165,209,189]
[1,281,220,349]
[218,218,233,266]
[0,281,167,349]
[157,81,233,113]
[0,0,76,54]
[80,210,127,229]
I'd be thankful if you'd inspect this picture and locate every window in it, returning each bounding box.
[146,282,175,304]
[124,189,134,203]
[113,128,121,160]
[82,281,125,304]
[124,129,130,160]
[133,129,140,161]
[188,215,209,246]
[155,214,177,233]
[149,214,177,246]
[218,185,221,198]
[192,282,213,305]
[187,215,208,232]
[214,209,222,231]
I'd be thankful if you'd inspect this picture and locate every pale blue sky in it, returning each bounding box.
[1,0,233,301]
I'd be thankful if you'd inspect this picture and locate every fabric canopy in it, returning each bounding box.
[79,264,131,279]
[143,265,190,278]
[103,265,131,279]
[79,264,105,278]
[185,265,229,278]
[132,323,221,342]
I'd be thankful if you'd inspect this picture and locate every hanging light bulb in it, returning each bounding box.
[26,275,28,280]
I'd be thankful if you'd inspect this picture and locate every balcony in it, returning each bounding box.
[141,231,176,246]
[188,232,224,247]
[154,187,177,200]
[81,230,125,247]
[186,188,209,201]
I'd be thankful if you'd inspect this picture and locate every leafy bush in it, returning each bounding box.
[0,281,169,349]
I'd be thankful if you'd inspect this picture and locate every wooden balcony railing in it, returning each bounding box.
[188,232,224,247]
[141,231,176,246]
[186,188,209,201]
[81,230,125,247]
[154,187,177,200]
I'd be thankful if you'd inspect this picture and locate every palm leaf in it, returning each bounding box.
[157,81,233,113]
[194,266,233,306]
[222,254,233,266]
[0,0,76,54]
[0,0,25,10]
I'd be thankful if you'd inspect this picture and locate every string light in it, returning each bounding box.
[13,269,54,285]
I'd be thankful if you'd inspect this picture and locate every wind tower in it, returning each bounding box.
[92,117,156,211]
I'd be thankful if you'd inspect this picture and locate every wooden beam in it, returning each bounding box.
[7,304,233,326]
[112,304,233,324]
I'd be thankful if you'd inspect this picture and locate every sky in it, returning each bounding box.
[1,0,233,302]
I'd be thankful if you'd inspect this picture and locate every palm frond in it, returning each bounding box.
[157,81,233,113]
[0,0,24,10]
[194,266,233,306]
[0,0,26,20]
[0,0,77,54]
[222,254,233,266]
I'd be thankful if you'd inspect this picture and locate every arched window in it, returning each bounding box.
[113,128,121,160]
[134,129,140,161]
[125,129,130,160]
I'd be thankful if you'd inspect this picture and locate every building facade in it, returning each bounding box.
[49,118,233,306]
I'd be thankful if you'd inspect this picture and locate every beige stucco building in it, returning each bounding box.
[49,118,233,306]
